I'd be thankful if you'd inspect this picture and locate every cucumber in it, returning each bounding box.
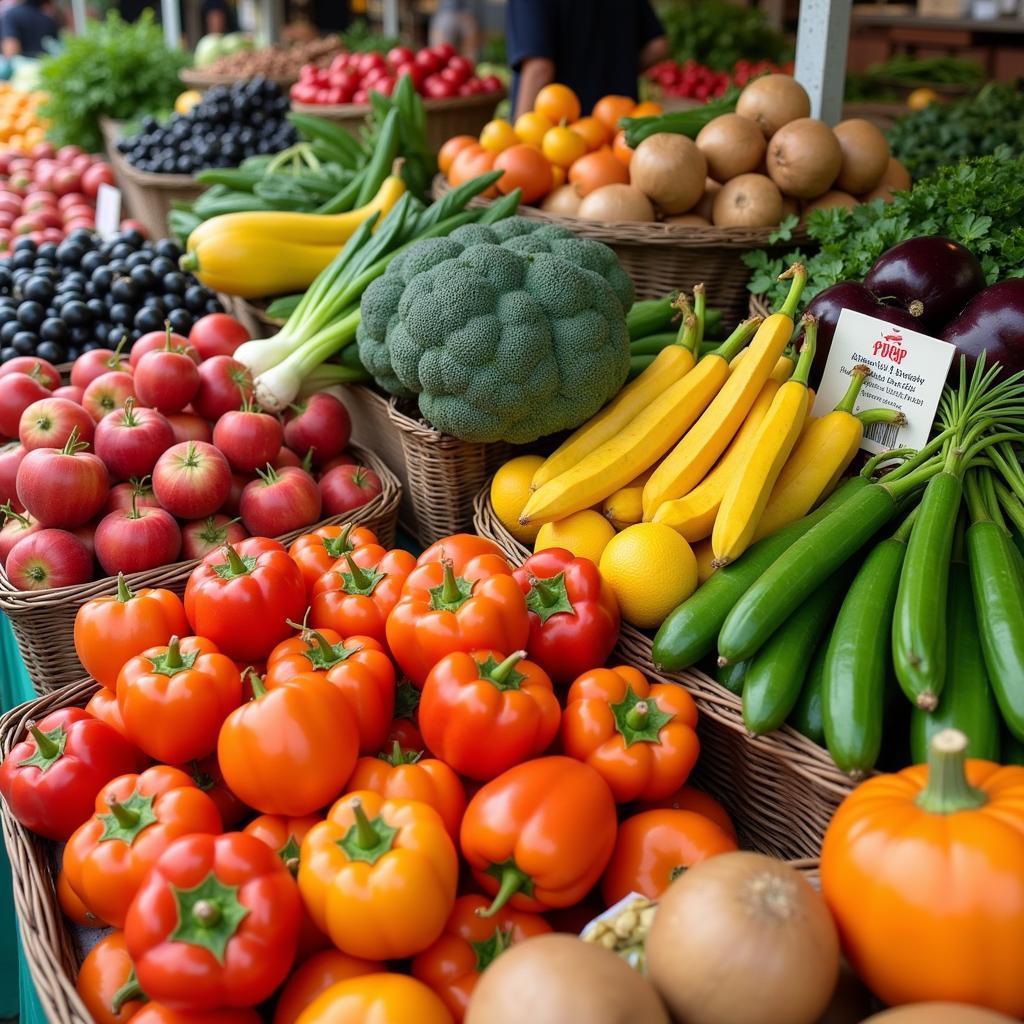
[910,561,1001,763]
[742,572,848,736]
[629,332,678,356]
[1004,730,1024,766]
[627,296,677,340]
[715,658,748,695]
[789,639,827,745]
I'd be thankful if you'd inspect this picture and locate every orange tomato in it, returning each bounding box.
[639,784,737,841]
[632,100,664,118]
[513,111,552,147]
[568,147,629,196]
[438,135,477,176]
[478,118,518,155]
[494,144,553,204]
[612,129,634,166]
[593,95,637,133]
[550,164,566,189]
[273,951,382,1024]
[541,126,587,169]
[569,116,609,151]
[534,83,581,125]
[447,144,496,194]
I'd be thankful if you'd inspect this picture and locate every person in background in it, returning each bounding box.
[430,0,480,62]
[202,0,238,34]
[1,0,58,57]
[508,0,668,118]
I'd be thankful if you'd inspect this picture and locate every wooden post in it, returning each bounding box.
[794,0,853,124]
[161,0,183,49]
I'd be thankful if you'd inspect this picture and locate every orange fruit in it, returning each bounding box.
[514,110,553,147]
[569,116,610,151]
[439,134,478,176]
[534,83,581,125]
[479,118,519,154]
[448,144,497,195]
[550,164,567,189]
[541,125,587,169]
[632,101,664,118]
[593,95,637,133]
[568,147,629,197]
[612,129,634,166]
[494,144,554,204]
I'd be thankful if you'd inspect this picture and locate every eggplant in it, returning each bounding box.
[864,236,985,332]
[943,278,1024,377]
[803,281,921,387]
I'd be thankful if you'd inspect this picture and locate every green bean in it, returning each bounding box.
[629,333,678,356]
[355,107,401,207]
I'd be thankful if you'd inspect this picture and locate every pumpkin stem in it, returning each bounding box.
[915,729,988,814]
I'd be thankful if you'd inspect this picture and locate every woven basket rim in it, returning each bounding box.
[0,443,398,610]
[105,139,204,191]
[431,174,811,249]
[180,67,300,89]
[292,88,505,118]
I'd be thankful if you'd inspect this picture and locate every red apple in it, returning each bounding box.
[192,355,253,422]
[5,528,93,590]
[81,162,115,199]
[94,498,182,576]
[71,341,131,389]
[181,514,247,561]
[53,385,84,403]
[82,371,135,423]
[189,314,249,360]
[272,447,302,470]
[0,358,59,389]
[0,504,39,567]
[130,329,199,368]
[71,520,97,560]
[105,477,160,514]
[152,440,231,519]
[318,451,358,476]
[16,428,109,527]
[0,442,26,506]
[0,373,50,437]
[166,412,212,445]
[212,406,282,473]
[282,393,351,465]
[220,472,249,517]
[133,349,199,414]
[240,465,322,537]
[93,398,174,481]
[320,464,382,515]
[19,396,95,450]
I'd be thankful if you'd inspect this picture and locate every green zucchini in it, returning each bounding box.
[789,639,827,745]
[715,658,748,695]
[627,296,677,340]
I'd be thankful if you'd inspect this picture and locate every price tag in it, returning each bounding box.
[95,183,122,240]
[812,308,956,455]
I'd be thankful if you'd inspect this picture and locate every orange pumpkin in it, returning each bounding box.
[438,136,478,177]
[821,729,1024,1017]
[493,144,553,204]
[568,148,629,197]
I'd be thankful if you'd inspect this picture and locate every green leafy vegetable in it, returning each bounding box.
[745,153,1024,305]
[40,12,187,154]
[656,0,790,71]
[845,55,984,101]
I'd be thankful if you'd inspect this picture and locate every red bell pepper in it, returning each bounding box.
[386,549,529,687]
[180,754,249,828]
[0,708,140,840]
[512,548,620,684]
[184,539,306,662]
[125,831,302,1011]
[420,650,560,780]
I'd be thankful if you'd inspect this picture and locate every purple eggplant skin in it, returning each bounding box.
[942,278,1024,378]
[803,281,921,386]
[864,236,985,332]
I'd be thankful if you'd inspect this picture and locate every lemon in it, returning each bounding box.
[600,523,698,628]
[535,510,616,564]
[907,87,939,111]
[491,455,545,544]
[175,90,203,116]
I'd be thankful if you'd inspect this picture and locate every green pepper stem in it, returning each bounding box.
[222,544,251,577]
[477,865,527,919]
[351,801,379,849]
[344,552,373,591]
[193,899,222,927]
[529,575,561,608]
[440,560,461,605]
[116,573,133,603]
[163,637,183,671]
[107,799,139,829]
[835,364,870,414]
[110,969,144,1014]
[486,651,526,688]
[28,724,59,760]
[247,670,266,699]
[625,701,650,731]
[915,729,988,813]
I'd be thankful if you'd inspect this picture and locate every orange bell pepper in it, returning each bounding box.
[411,894,551,1021]
[386,551,529,688]
[62,765,222,928]
[293,974,453,1024]
[415,534,509,571]
[218,672,359,816]
[460,756,617,915]
[86,687,148,767]
[76,931,146,1024]
[347,740,466,839]
[299,790,458,960]
[601,808,737,905]
[288,523,379,596]
[117,635,242,765]
[58,868,98,927]
[310,544,416,646]
[639,784,737,841]
[560,665,700,802]
[130,1005,261,1024]
[385,680,423,752]
[419,650,560,780]
[273,950,382,1024]
[181,754,249,828]
[265,627,396,755]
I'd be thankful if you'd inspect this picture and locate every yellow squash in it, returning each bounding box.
[642,266,807,520]
[187,173,406,250]
[753,365,904,540]
[520,316,763,527]
[531,300,697,491]
[711,316,818,566]
[602,468,655,531]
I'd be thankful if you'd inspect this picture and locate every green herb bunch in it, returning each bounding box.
[745,153,1024,305]
[40,12,187,154]
[887,83,1024,180]
[656,0,790,71]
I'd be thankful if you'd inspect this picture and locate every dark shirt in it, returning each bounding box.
[1,2,58,57]
[507,0,663,114]
[118,1,159,22]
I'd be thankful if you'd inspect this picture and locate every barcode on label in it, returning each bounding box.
[864,418,901,450]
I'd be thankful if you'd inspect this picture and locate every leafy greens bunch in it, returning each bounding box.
[656,0,790,71]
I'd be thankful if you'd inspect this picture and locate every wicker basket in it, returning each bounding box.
[473,485,855,857]
[292,90,504,156]
[0,446,399,696]
[180,67,300,91]
[219,294,282,340]
[432,175,811,322]
[1,676,822,1024]
[100,119,205,241]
